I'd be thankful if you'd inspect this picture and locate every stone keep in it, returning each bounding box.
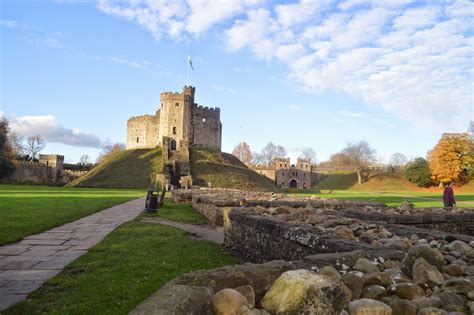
[126,86,222,151]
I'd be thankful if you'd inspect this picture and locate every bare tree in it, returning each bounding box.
[469,121,474,139]
[341,141,377,185]
[231,142,252,165]
[300,148,317,164]
[390,152,408,166]
[9,131,25,157]
[260,142,287,166]
[25,134,46,160]
[250,151,265,166]
[96,143,125,163]
[79,154,92,165]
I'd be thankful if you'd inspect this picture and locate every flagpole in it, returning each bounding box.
[186,56,189,86]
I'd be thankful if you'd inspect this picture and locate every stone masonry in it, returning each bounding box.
[126,86,222,151]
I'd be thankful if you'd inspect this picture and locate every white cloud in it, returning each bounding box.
[111,56,150,69]
[337,110,365,118]
[7,114,108,148]
[97,0,474,132]
[0,19,19,28]
[210,84,236,93]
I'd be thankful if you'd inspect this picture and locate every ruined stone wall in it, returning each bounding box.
[255,169,276,181]
[8,162,53,183]
[126,114,160,149]
[191,105,221,150]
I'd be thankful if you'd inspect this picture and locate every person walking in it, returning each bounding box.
[443,181,456,208]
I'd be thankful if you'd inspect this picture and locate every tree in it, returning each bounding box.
[25,134,45,160]
[250,151,265,166]
[0,119,16,179]
[79,154,92,165]
[428,133,474,184]
[405,157,432,187]
[9,131,25,158]
[469,121,474,139]
[390,153,408,166]
[341,141,377,185]
[300,148,317,164]
[231,142,252,165]
[260,142,287,166]
[96,143,125,163]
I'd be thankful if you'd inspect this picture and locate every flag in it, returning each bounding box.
[188,54,195,71]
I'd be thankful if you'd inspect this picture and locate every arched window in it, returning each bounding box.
[173,127,177,135]
[170,140,177,150]
[136,137,139,143]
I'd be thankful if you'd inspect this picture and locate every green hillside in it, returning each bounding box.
[68,147,276,191]
[189,148,276,191]
[67,148,162,189]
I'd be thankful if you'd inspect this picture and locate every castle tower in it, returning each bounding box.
[158,86,194,148]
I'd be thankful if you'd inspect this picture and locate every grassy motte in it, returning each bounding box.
[67,148,162,189]
[0,184,143,245]
[4,220,238,315]
[190,148,276,191]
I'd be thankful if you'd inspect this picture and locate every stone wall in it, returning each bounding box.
[224,207,474,263]
[126,114,160,149]
[125,86,222,151]
[8,161,53,183]
[191,105,221,151]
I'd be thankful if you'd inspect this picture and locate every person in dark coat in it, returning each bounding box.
[443,181,456,208]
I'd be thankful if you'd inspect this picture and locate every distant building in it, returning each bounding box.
[254,158,315,189]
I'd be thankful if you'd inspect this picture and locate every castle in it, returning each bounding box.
[126,86,221,188]
[126,86,221,151]
[255,158,315,189]
[8,154,87,184]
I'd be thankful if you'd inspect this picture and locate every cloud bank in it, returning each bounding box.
[5,113,108,148]
[97,0,474,131]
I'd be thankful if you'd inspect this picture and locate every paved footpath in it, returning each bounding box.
[0,197,145,311]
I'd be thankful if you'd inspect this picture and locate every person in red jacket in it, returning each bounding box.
[443,181,456,208]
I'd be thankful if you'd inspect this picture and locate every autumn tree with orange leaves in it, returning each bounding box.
[428,133,474,184]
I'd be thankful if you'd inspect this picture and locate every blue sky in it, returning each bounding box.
[1,0,473,163]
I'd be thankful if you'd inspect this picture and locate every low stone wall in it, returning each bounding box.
[340,208,474,236]
[225,208,474,263]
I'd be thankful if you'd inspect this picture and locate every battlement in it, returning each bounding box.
[17,160,41,166]
[128,114,157,122]
[39,154,64,161]
[194,104,220,113]
[160,92,194,103]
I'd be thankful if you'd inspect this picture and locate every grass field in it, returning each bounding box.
[0,184,144,245]
[290,189,474,207]
[4,219,237,315]
[153,200,206,224]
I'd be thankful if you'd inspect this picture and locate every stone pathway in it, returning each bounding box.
[0,197,145,311]
[142,217,224,244]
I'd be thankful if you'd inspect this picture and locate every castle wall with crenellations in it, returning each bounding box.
[126,86,221,151]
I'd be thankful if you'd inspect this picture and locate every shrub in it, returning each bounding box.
[404,158,432,187]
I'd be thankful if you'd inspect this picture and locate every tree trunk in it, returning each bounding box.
[357,170,362,185]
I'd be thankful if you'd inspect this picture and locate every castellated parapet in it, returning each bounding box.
[126,86,221,151]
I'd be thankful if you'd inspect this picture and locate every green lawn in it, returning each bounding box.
[290,189,474,208]
[4,219,237,315]
[0,184,144,245]
[152,200,206,224]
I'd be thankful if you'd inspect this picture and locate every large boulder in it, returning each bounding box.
[412,258,444,288]
[260,269,349,314]
[211,288,252,315]
[130,284,213,315]
[348,298,392,315]
[401,245,444,277]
